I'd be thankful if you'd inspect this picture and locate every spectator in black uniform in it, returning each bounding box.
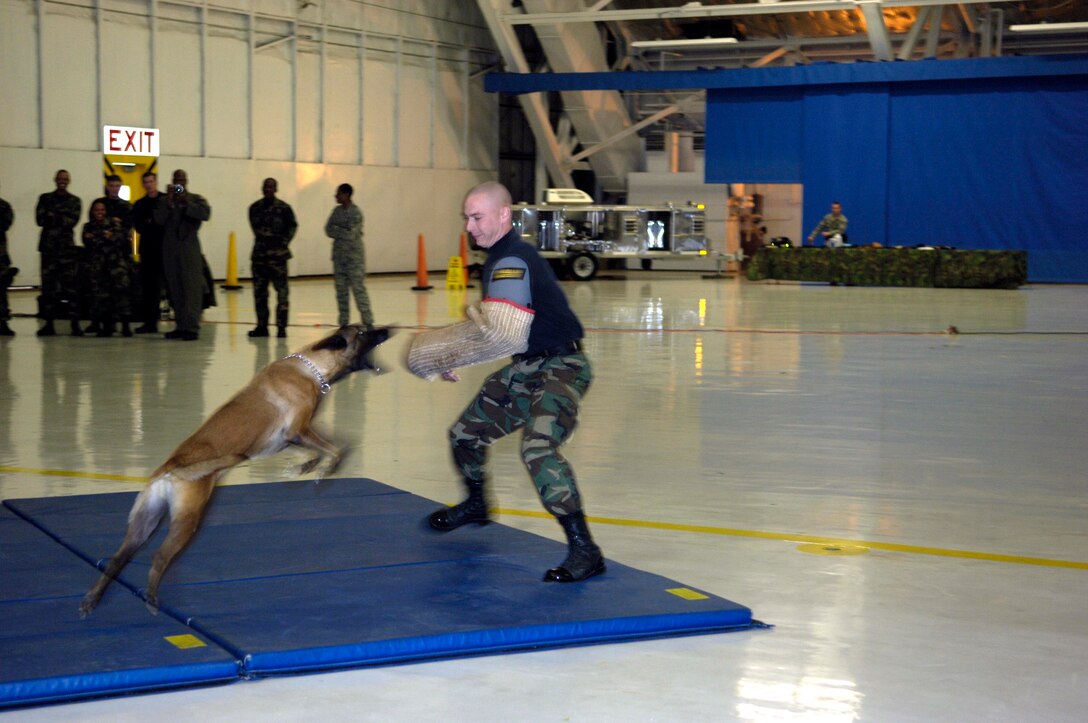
[132,172,165,333]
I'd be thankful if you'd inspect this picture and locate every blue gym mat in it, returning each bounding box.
[2,478,759,708]
[0,506,238,708]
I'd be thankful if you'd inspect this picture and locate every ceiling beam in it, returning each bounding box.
[568,92,703,164]
[857,1,894,61]
[504,0,1017,26]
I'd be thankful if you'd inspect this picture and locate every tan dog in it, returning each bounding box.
[79,324,391,617]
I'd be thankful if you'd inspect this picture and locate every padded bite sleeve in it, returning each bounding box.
[407,299,534,380]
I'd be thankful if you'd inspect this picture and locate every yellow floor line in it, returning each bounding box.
[4,467,1083,571]
[0,466,147,483]
[496,508,1088,571]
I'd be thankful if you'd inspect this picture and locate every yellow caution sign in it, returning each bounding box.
[446,256,465,290]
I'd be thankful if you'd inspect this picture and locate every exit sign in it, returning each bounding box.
[103,125,159,157]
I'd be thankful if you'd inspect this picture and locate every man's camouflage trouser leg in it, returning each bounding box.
[252,258,288,328]
[449,353,592,517]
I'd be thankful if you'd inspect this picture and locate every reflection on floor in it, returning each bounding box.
[2,274,1086,721]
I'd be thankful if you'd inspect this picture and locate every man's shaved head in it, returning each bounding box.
[463,181,513,249]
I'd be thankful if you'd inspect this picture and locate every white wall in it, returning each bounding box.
[0,0,499,285]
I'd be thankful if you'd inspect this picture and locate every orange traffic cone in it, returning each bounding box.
[412,233,433,291]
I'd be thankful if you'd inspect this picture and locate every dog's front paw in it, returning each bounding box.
[313,456,342,481]
[289,456,323,476]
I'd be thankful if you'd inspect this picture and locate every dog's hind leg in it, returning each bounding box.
[144,475,217,615]
[79,480,170,618]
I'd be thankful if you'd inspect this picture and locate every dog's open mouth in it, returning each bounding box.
[354,327,392,374]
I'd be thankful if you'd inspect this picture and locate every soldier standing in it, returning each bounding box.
[132,172,165,333]
[0,183,15,336]
[35,170,83,336]
[323,183,374,329]
[154,169,211,341]
[92,174,134,236]
[87,174,135,334]
[82,200,135,337]
[247,178,297,338]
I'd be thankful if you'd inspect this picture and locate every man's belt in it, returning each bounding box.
[514,340,583,363]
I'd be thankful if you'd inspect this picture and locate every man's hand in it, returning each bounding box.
[440,370,461,382]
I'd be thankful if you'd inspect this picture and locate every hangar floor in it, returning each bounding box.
[2,272,1086,721]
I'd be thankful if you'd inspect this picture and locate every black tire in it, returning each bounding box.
[548,258,570,279]
[567,252,599,281]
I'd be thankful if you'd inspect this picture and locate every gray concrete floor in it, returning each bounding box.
[2,273,1087,721]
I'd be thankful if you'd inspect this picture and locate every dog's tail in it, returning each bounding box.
[126,476,172,545]
[79,476,172,618]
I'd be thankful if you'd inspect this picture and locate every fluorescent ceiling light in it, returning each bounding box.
[631,37,740,50]
[1008,22,1088,33]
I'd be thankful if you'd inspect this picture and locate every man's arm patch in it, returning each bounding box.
[492,267,526,280]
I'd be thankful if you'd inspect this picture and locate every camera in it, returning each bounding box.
[172,184,185,194]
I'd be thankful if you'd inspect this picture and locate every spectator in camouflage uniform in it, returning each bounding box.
[808,201,849,247]
[82,200,135,337]
[35,170,83,337]
[0,184,15,336]
[92,174,134,237]
[324,183,374,328]
[86,174,135,334]
[248,178,297,338]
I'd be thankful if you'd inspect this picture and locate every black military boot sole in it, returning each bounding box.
[543,547,606,583]
[427,501,490,532]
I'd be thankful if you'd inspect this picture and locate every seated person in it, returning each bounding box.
[807,201,848,247]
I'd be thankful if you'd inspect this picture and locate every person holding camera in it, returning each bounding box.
[154,169,211,341]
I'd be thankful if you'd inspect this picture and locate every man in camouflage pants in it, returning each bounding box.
[323,183,374,328]
[35,170,83,336]
[0,183,15,336]
[248,178,297,338]
[407,181,603,584]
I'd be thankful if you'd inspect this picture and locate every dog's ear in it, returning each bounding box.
[312,329,349,352]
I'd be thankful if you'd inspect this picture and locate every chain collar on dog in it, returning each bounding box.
[286,353,332,395]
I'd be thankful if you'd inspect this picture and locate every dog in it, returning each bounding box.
[79,324,391,618]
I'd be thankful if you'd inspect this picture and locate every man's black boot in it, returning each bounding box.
[248,326,269,337]
[69,320,83,337]
[37,320,56,337]
[428,478,490,531]
[543,511,606,583]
